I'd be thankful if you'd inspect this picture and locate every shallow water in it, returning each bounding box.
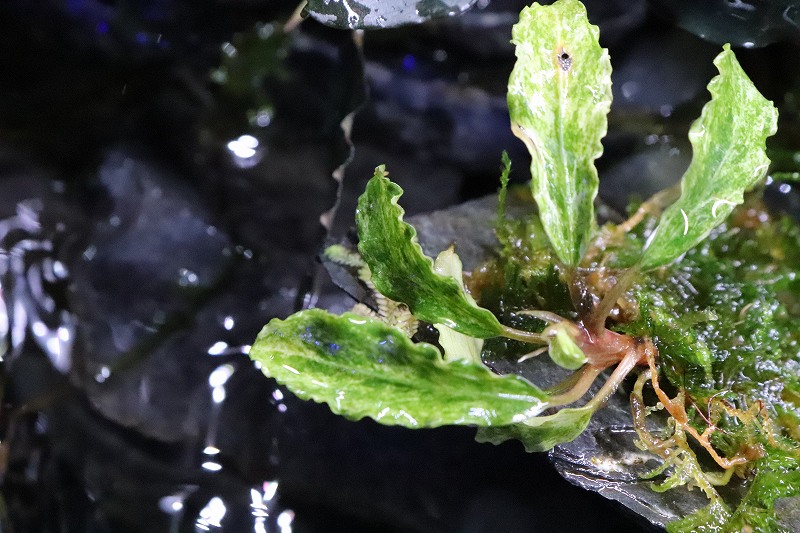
[1,1,799,532]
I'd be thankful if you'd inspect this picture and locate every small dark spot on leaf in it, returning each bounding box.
[558,49,572,72]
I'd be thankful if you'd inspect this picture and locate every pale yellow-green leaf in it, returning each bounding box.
[548,325,587,370]
[432,248,484,364]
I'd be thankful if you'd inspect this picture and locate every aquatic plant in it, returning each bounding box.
[251,0,800,529]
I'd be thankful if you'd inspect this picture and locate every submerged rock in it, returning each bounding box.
[649,0,800,47]
[403,193,790,531]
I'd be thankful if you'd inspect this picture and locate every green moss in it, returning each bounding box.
[485,196,800,530]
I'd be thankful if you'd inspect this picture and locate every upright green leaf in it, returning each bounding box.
[640,45,778,271]
[508,0,611,266]
[251,309,548,427]
[356,166,504,338]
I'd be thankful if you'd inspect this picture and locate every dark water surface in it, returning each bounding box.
[1,1,799,532]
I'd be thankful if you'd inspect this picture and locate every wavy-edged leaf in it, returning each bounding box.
[508,0,611,266]
[356,166,504,338]
[640,45,778,271]
[250,309,548,427]
[476,405,593,452]
[306,0,477,30]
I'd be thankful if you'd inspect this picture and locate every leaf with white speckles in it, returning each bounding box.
[356,166,504,338]
[305,0,477,29]
[508,0,611,266]
[250,309,548,427]
[640,45,778,271]
[476,404,594,452]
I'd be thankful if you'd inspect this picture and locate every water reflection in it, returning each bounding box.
[276,509,294,533]
[226,134,265,169]
[196,496,227,530]
[203,363,237,474]
[0,199,77,373]
[251,481,280,533]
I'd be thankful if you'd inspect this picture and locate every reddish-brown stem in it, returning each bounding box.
[284,1,308,32]
[644,347,751,469]
[585,344,648,411]
[616,186,680,235]
[546,325,652,409]
[573,323,648,368]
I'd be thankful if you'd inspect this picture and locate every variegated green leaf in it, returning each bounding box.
[508,0,611,266]
[432,248,485,364]
[476,404,594,452]
[640,45,778,271]
[250,309,548,427]
[356,166,504,338]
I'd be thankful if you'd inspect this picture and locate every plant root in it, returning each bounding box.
[630,369,733,500]
[547,364,603,406]
[642,347,757,469]
[501,324,548,345]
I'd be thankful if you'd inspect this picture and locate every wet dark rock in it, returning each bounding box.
[610,29,719,115]
[68,150,233,441]
[3,1,800,532]
[550,400,714,530]
[410,192,533,270]
[72,151,231,361]
[600,135,691,213]
[306,0,479,30]
[775,496,800,531]
[63,148,334,444]
[356,61,521,174]
[584,0,649,47]
[648,0,800,47]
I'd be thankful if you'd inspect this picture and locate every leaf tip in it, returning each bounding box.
[374,164,388,178]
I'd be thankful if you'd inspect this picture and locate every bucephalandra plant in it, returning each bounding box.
[251,0,800,530]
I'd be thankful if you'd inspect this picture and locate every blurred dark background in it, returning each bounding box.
[0,1,798,531]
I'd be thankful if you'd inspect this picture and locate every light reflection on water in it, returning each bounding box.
[196,496,227,530]
[226,134,265,169]
[0,189,298,531]
[0,199,77,373]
